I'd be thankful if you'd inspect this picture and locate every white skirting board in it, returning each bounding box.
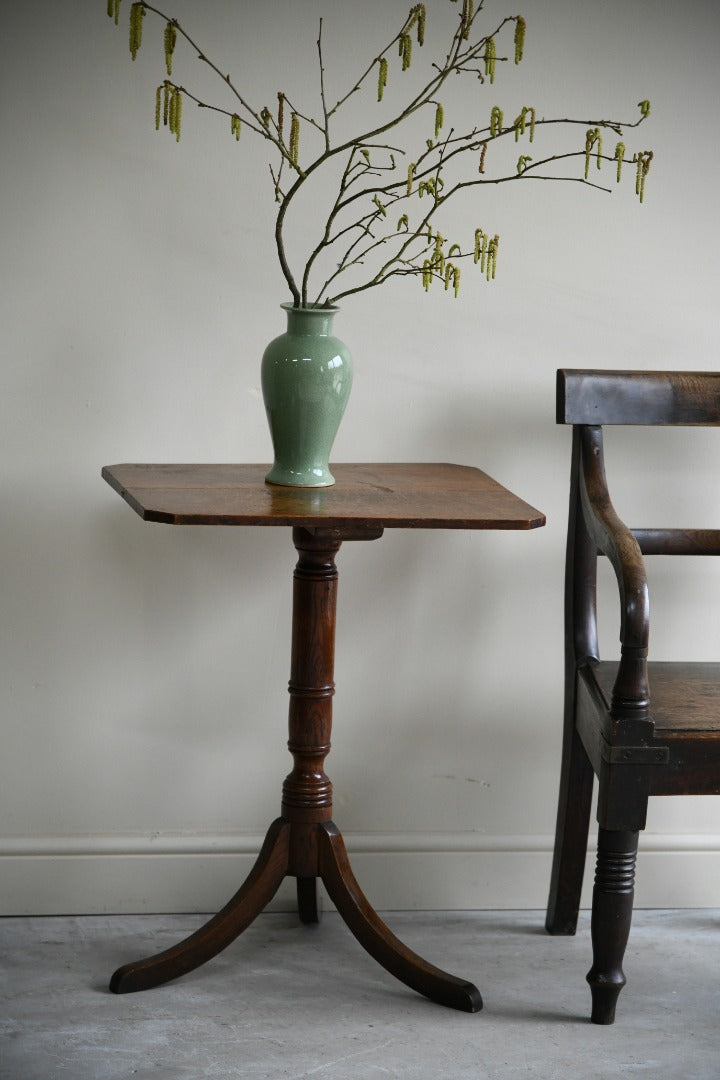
[2,833,720,915]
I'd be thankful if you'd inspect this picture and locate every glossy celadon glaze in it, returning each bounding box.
[261,303,353,487]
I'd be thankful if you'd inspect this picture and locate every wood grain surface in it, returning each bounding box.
[102,463,545,530]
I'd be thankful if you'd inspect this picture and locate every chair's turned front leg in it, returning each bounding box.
[586,828,639,1024]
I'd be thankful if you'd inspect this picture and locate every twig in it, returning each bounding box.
[110,1,653,306]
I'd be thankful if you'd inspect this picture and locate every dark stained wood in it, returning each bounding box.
[296,877,321,925]
[631,529,720,556]
[102,463,544,531]
[281,529,338,832]
[578,426,650,665]
[591,661,720,797]
[108,504,494,1010]
[110,817,290,993]
[586,830,638,1026]
[593,661,720,734]
[547,367,720,1025]
[318,822,482,1012]
[558,368,720,426]
[545,428,596,938]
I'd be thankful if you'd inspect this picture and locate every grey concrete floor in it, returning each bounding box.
[1,909,718,1079]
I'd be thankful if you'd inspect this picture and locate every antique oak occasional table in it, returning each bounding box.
[102,462,544,1013]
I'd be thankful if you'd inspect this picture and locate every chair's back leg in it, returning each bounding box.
[546,722,594,934]
[546,428,597,935]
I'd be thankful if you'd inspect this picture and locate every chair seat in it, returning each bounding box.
[589,661,720,794]
[593,661,720,732]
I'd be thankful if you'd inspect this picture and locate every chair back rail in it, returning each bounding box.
[558,369,720,426]
[628,529,720,556]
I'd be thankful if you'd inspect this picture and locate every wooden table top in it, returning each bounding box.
[102,463,545,531]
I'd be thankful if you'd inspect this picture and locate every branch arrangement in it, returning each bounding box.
[106,0,653,308]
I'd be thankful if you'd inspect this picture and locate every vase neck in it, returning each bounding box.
[282,303,338,337]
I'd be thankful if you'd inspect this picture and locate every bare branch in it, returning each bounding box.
[108,1,653,306]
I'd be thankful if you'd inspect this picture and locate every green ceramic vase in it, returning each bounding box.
[261,303,353,487]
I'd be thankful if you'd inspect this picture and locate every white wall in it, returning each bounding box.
[3,0,720,915]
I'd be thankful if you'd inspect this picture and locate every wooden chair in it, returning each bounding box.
[546,369,720,1024]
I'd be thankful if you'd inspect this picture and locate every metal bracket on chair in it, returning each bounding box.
[603,744,669,765]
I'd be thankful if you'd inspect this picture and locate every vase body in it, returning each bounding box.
[261,303,353,487]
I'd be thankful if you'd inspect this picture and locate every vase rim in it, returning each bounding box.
[281,301,340,314]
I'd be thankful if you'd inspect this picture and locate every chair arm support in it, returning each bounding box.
[579,427,650,711]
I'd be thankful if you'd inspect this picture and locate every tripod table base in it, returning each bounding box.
[109,817,482,1013]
